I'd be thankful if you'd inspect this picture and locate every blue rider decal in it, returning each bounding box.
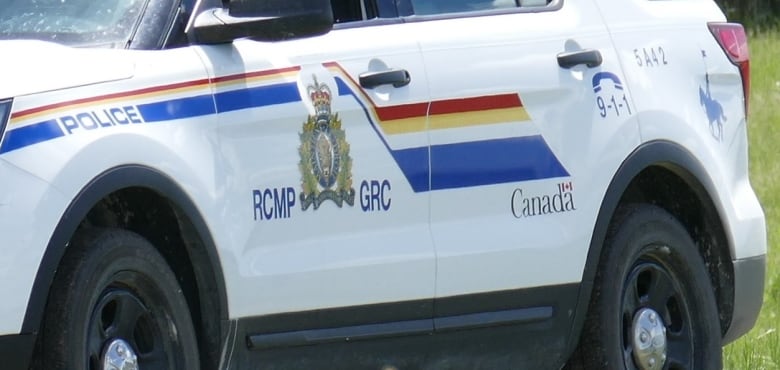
[699,50,726,142]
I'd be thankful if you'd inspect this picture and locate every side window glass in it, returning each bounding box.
[332,0,384,23]
[410,0,549,16]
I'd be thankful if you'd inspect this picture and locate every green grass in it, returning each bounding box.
[723,30,780,369]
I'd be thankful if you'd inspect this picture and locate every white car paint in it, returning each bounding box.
[0,0,764,363]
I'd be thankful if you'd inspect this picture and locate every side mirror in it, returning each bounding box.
[190,0,334,44]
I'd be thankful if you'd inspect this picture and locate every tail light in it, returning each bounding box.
[708,22,750,115]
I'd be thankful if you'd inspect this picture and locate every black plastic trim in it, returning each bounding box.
[249,319,433,350]
[248,305,554,351]
[241,299,433,336]
[0,334,35,370]
[566,140,725,356]
[723,254,766,344]
[233,284,578,368]
[21,165,229,337]
[434,284,567,317]
[238,283,576,366]
[433,306,552,332]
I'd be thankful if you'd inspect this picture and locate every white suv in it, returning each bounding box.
[0,0,764,369]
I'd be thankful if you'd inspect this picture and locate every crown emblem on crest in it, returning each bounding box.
[298,75,355,211]
[308,77,332,118]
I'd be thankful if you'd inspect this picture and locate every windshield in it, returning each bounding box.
[0,0,147,48]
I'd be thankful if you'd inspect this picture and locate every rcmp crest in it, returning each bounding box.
[299,76,355,211]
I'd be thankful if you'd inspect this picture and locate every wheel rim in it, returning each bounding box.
[87,286,170,370]
[630,307,666,370]
[102,338,138,370]
[621,254,693,370]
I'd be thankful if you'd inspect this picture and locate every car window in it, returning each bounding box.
[0,102,9,128]
[410,0,516,15]
[0,0,147,48]
[333,0,398,23]
[409,0,550,16]
[333,0,368,23]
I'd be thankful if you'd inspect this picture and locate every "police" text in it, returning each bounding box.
[58,106,145,135]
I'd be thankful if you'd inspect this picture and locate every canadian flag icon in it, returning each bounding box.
[559,182,573,192]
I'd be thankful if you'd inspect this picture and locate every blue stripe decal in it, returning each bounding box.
[138,94,215,122]
[391,147,430,193]
[0,119,64,154]
[335,77,353,96]
[430,136,569,191]
[215,83,300,113]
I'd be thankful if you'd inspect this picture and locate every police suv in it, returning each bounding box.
[0,0,765,369]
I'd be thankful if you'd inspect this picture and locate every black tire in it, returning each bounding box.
[37,228,200,370]
[571,205,721,370]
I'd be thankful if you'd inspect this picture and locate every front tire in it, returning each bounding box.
[572,205,721,369]
[38,228,200,370]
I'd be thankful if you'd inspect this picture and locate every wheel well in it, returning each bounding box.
[73,187,223,369]
[617,165,734,336]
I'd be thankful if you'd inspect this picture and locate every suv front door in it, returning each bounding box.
[194,4,435,364]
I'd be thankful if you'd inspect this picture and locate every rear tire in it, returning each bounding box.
[570,205,721,369]
[37,228,200,370]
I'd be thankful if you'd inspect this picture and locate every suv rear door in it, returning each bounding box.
[404,0,641,363]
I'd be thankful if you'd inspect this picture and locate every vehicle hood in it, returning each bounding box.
[0,40,135,99]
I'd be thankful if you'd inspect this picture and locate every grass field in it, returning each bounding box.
[722,30,780,369]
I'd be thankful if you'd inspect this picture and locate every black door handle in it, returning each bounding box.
[557,49,603,69]
[359,69,411,89]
